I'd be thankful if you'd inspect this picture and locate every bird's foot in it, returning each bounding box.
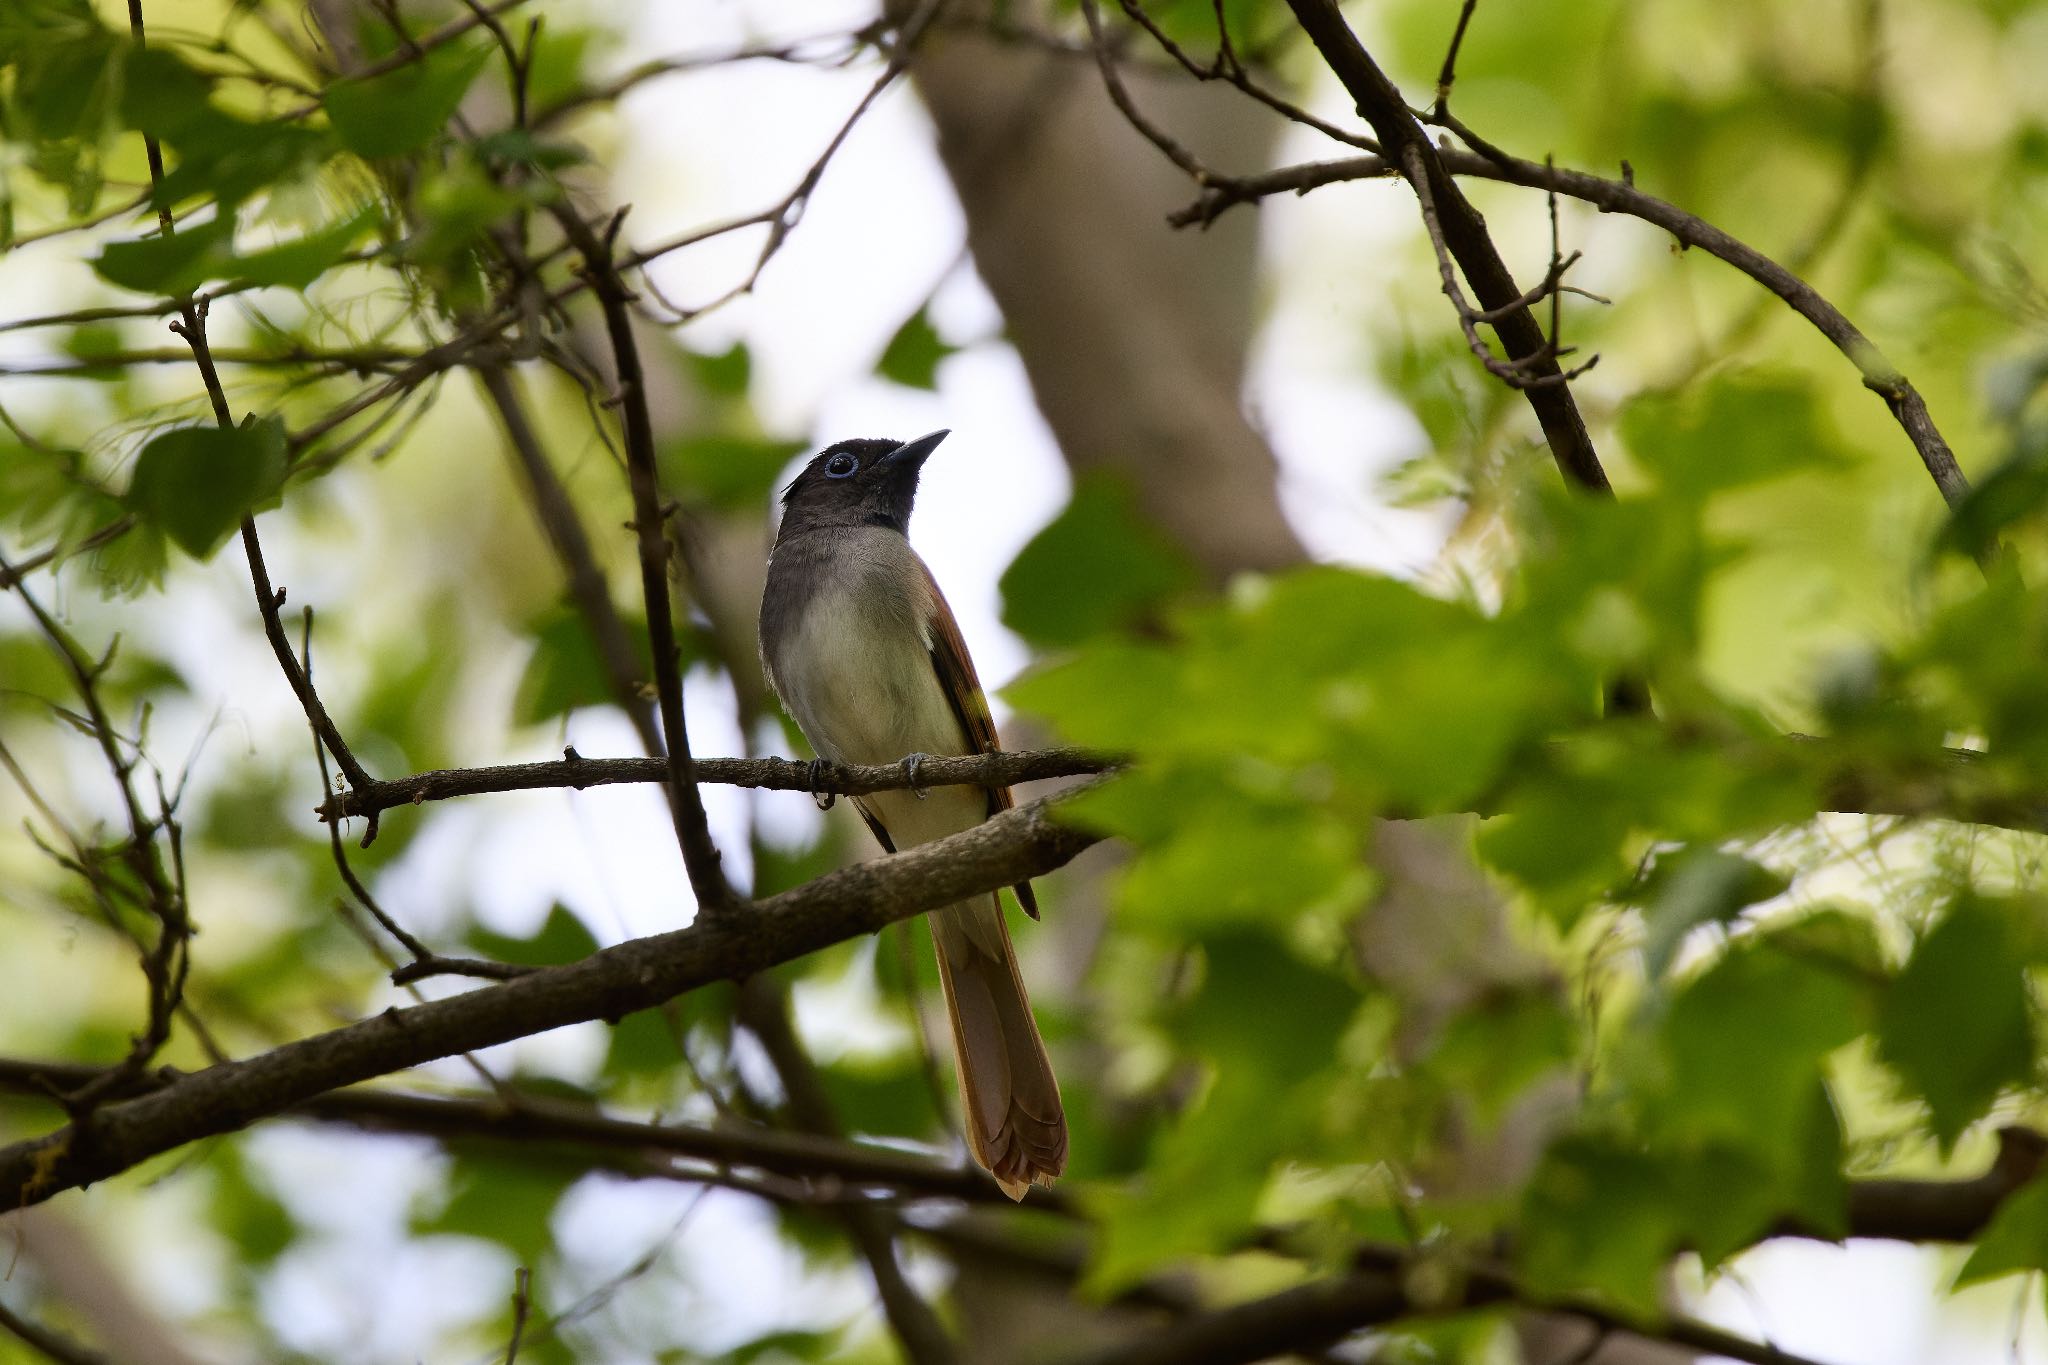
[902,752,931,800]
[806,757,836,811]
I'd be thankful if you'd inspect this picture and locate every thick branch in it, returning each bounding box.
[0,797,1100,1209]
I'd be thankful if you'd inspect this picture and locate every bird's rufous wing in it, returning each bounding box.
[919,559,1039,919]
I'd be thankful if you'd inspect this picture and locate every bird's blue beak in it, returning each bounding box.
[881,429,949,471]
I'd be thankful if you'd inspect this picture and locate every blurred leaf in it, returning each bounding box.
[232,206,379,289]
[1937,445,2048,562]
[325,40,493,159]
[876,305,956,390]
[603,1002,703,1081]
[1957,1175,2048,1289]
[468,903,601,968]
[661,432,806,511]
[1622,378,1852,498]
[1878,897,2036,1152]
[0,636,72,712]
[729,1331,839,1364]
[211,1145,295,1267]
[513,605,650,726]
[685,342,752,398]
[1425,988,1577,1131]
[819,1050,938,1139]
[1001,476,1196,646]
[1636,848,1788,978]
[419,1147,581,1263]
[1519,1135,1679,1313]
[472,128,583,173]
[1655,939,1871,1150]
[92,212,238,295]
[124,418,285,558]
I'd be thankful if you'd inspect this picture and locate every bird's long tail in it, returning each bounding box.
[930,894,1066,1198]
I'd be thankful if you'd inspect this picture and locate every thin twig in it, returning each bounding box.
[1169,143,1971,507]
[1432,0,1482,116]
[0,1298,110,1365]
[503,1268,532,1365]
[548,207,733,913]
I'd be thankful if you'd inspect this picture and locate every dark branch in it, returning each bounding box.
[317,747,1117,823]
[0,795,1100,1209]
[1060,1254,1830,1365]
[1280,0,1610,495]
[1173,146,1970,508]
[550,206,733,912]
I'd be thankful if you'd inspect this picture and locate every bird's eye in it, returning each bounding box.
[824,451,858,479]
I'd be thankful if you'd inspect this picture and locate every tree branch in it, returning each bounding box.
[548,208,733,912]
[1059,1256,1829,1365]
[1173,146,1970,507]
[317,747,1117,823]
[313,737,2048,843]
[1280,0,1610,495]
[0,796,1099,1209]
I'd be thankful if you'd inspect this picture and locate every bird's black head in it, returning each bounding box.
[775,430,947,541]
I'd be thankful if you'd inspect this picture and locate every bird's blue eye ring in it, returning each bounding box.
[824,452,858,478]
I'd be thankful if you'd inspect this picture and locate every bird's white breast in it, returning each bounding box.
[767,532,965,771]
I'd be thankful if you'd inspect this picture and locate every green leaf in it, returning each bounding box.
[819,1051,940,1139]
[1620,376,1852,499]
[513,605,649,726]
[1519,1135,1680,1314]
[1878,897,2035,1153]
[1958,1175,2048,1289]
[603,1004,689,1081]
[1001,476,1196,646]
[660,432,806,511]
[325,40,493,159]
[1004,642,1184,749]
[92,212,237,295]
[418,1147,581,1263]
[876,305,957,390]
[211,1145,295,1267]
[1937,444,2048,562]
[231,206,379,289]
[468,903,601,967]
[684,342,751,398]
[1636,848,1789,979]
[1656,939,1871,1149]
[1424,988,1577,1130]
[124,419,285,559]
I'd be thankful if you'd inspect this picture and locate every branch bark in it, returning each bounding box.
[1280,0,1611,495]
[0,797,1100,1209]
[1174,147,1970,507]
[318,747,1118,823]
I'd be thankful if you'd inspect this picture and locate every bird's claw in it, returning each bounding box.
[807,757,836,811]
[902,752,931,799]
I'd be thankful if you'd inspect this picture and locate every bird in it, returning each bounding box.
[758,429,1066,1198]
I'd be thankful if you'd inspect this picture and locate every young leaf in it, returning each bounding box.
[1877,898,2035,1153]
[325,41,494,159]
[876,304,957,390]
[124,419,285,559]
[1000,476,1195,646]
[467,903,602,967]
[1956,1175,2048,1289]
[658,432,805,511]
[232,206,379,289]
[92,211,237,295]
